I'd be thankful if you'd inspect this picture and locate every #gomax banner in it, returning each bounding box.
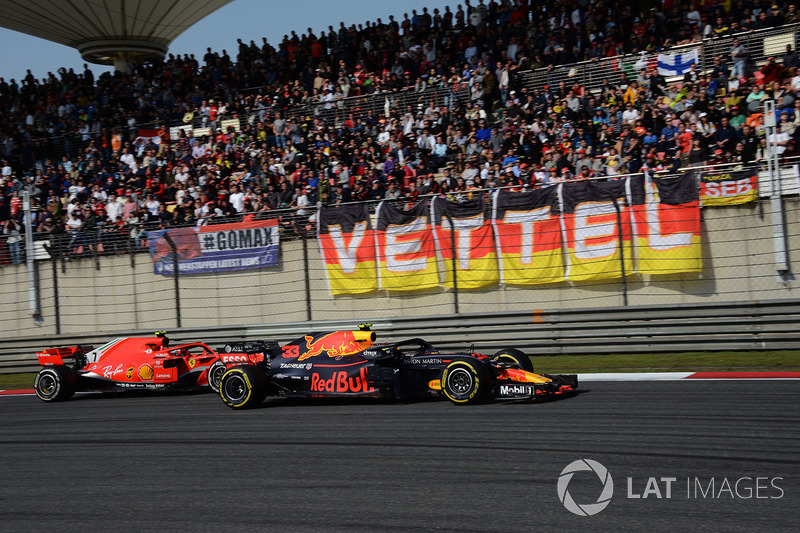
[431,193,499,289]
[375,199,439,291]
[317,204,378,295]
[149,216,279,275]
[559,181,633,282]
[629,173,702,275]
[491,187,563,285]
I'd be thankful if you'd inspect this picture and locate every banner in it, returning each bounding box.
[137,129,162,145]
[317,204,378,295]
[629,173,702,275]
[657,49,699,76]
[492,188,563,285]
[699,170,758,206]
[149,217,279,275]
[431,193,499,289]
[375,199,439,291]
[560,181,633,282]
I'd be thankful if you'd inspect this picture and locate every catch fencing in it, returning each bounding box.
[2,162,800,360]
[2,299,799,373]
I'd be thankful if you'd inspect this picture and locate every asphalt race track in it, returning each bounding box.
[1,381,798,532]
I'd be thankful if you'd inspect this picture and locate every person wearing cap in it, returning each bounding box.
[761,55,786,86]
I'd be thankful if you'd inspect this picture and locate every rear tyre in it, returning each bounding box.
[206,361,228,393]
[34,366,78,402]
[219,365,267,409]
[491,348,534,372]
[441,360,490,405]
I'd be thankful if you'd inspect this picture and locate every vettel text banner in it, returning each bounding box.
[629,173,702,275]
[431,193,499,289]
[492,187,564,285]
[560,181,633,282]
[375,199,439,291]
[317,204,378,295]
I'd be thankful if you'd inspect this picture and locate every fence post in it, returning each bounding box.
[51,252,61,335]
[93,227,100,271]
[442,204,460,315]
[610,196,628,307]
[162,233,182,328]
[302,233,312,323]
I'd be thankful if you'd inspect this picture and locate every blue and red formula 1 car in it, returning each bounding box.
[216,326,578,409]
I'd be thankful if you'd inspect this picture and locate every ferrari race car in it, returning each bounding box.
[217,326,578,409]
[33,333,236,402]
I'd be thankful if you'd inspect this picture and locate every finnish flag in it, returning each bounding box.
[657,49,699,77]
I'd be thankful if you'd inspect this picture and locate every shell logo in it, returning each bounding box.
[138,364,154,381]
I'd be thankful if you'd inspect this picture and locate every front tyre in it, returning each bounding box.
[34,366,78,402]
[441,360,490,405]
[206,361,228,393]
[219,365,267,409]
[491,348,534,372]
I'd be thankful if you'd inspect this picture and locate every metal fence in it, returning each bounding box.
[2,298,800,374]
[2,161,800,344]
[519,22,800,95]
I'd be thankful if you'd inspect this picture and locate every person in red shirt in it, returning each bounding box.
[676,123,693,155]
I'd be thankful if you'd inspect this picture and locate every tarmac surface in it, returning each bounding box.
[1,381,798,532]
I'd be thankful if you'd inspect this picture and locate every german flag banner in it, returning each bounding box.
[629,172,702,275]
[431,193,499,289]
[560,181,633,282]
[491,187,563,285]
[317,204,378,295]
[375,199,439,291]
[699,170,758,206]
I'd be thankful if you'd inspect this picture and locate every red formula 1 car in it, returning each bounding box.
[33,333,235,402]
[216,326,578,409]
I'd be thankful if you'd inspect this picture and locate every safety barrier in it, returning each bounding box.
[2,299,799,374]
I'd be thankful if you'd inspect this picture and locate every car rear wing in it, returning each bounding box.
[36,345,94,366]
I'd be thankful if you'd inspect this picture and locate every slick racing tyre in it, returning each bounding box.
[34,365,78,402]
[219,365,267,409]
[206,361,228,394]
[441,360,490,405]
[491,348,534,372]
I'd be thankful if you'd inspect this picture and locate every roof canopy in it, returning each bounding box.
[0,0,233,65]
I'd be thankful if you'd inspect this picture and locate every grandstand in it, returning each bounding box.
[0,0,796,275]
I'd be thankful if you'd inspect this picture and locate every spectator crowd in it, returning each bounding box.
[1,0,799,264]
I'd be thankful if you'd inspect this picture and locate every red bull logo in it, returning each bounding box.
[297,331,376,361]
[310,368,374,393]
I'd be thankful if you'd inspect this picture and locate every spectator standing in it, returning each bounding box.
[730,38,748,80]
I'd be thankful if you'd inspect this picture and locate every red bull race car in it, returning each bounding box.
[217,326,578,409]
[33,333,238,402]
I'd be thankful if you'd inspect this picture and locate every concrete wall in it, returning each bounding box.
[3,199,799,339]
